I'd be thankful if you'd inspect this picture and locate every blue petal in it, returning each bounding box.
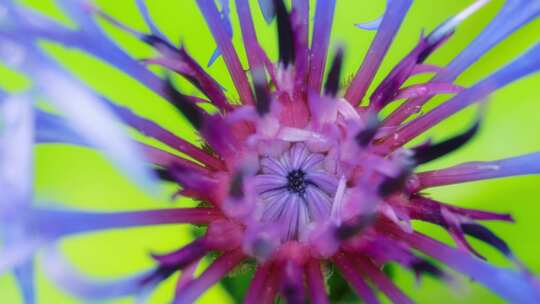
[42,246,155,300]
[35,110,90,146]
[0,94,33,208]
[207,0,233,67]
[257,0,275,24]
[441,0,540,81]
[0,35,159,194]
[355,18,382,31]
[134,0,168,39]
[354,0,390,31]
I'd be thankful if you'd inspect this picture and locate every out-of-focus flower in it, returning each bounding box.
[1,0,540,303]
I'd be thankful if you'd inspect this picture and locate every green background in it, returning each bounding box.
[1,0,540,303]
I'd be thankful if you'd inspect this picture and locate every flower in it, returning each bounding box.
[1,0,540,303]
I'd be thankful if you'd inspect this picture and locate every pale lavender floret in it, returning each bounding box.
[256,144,336,241]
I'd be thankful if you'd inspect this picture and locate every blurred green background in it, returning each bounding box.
[1,0,540,303]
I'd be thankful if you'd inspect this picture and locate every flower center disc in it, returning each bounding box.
[254,143,338,242]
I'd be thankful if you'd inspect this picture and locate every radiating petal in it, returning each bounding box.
[345,0,412,104]
[174,250,245,304]
[417,151,540,189]
[385,42,540,150]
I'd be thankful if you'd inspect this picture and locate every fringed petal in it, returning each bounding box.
[207,0,233,67]
[417,151,540,189]
[345,0,412,104]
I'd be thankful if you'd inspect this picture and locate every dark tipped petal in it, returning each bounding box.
[273,0,295,66]
[253,67,271,115]
[281,261,306,304]
[378,169,411,197]
[413,118,480,165]
[153,167,176,183]
[355,115,380,147]
[152,239,208,269]
[324,47,344,97]
[335,214,376,240]
[411,259,445,279]
[461,223,512,257]
[164,78,204,130]
[141,34,178,53]
[229,171,245,199]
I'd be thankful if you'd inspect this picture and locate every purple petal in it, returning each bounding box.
[385,0,540,126]
[354,256,413,304]
[196,0,254,105]
[417,152,540,189]
[385,42,540,150]
[245,264,272,304]
[173,250,245,304]
[29,208,222,237]
[235,0,266,72]
[333,253,379,304]
[306,260,329,304]
[345,0,412,104]
[305,186,332,222]
[393,230,540,303]
[309,0,337,93]
[260,157,288,175]
[207,0,233,67]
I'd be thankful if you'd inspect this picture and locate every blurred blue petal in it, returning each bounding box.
[257,0,275,24]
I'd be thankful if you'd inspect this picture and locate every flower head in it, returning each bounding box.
[1,0,540,303]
